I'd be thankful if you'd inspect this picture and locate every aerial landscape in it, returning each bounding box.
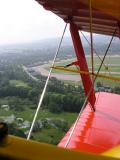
[0,0,120,159]
[0,36,120,144]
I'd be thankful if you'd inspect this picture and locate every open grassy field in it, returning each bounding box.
[0,96,77,127]
[0,105,77,144]
[43,56,118,72]
[0,105,77,142]
[41,56,120,87]
[10,80,30,88]
[52,56,120,73]
[15,109,77,126]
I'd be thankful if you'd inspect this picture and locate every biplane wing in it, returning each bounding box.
[36,0,120,155]
[36,0,120,37]
[0,1,120,159]
[58,92,120,153]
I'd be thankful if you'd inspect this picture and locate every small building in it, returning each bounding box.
[23,120,30,128]
[98,87,105,92]
[20,120,31,129]
[16,118,24,126]
[1,105,10,111]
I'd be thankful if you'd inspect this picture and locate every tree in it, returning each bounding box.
[113,86,120,94]
[96,81,102,88]
[8,123,26,138]
[48,102,62,113]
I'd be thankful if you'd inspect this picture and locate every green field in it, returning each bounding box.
[53,56,120,73]
[44,56,120,87]
[10,80,30,88]
[32,126,67,144]
[0,106,77,126]
[15,109,77,126]
[0,105,77,144]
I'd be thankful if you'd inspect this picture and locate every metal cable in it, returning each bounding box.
[64,89,92,148]
[80,31,107,69]
[94,27,117,81]
[89,0,94,82]
[27,23,67,140]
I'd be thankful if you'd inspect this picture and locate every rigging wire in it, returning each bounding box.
[95,59,109,111]
[89,0,94,82]
[89,0,95,108]
[95,27,117,80]
[64,27,117,148]
[106,38,116,77]
[27,23,67,140]
[80,31,107,69]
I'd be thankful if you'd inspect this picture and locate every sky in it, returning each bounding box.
[0,0,69,45]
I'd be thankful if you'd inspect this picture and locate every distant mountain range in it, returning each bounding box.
[0,34,120,55]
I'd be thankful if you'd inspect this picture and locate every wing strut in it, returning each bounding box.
[70,22,96,110]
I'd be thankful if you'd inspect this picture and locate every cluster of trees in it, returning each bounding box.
[112,86,120,94]
[0,40,75,68]
[1,65,120,114]
[43,93,84,113]
[32,118,69,145]
[96,81,120,94]
[33,119,68,133]
[8,123,26,138]
[0,65,85,113]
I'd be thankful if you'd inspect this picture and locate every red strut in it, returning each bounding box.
[70,22,96,110]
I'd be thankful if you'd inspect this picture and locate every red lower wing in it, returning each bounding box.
[58,92,120,154]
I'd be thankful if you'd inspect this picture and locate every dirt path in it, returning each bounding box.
[22,65,39,81]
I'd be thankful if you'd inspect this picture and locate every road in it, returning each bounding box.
[22,65,39,81]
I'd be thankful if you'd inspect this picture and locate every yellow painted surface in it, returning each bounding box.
[0,135,119,160]
[52,66,120,82]
[82,0,120,21]
[103,145,120,158]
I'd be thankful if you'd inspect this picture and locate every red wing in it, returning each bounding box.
[36,0,120,36]
[58,92,120,154]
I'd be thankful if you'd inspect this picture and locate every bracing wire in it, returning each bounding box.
[64,88,93,148]
[80,31,107,69]
[89,0,95,108]
[64,27,117,148]
[95,27,117,80]
[27,23,67,140]
[89,0,94,82]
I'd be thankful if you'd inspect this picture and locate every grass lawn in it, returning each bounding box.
[0,96,78,127]
[46,56,120,87]
[0,106,77,145]
[0,107,78,144]
[45,56,120,75]
[10,80,30,88]
[32,128,65,144]
[15,109,78,126]
[0,108,13,117]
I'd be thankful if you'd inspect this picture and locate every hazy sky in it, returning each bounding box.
[0,0,69,45]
